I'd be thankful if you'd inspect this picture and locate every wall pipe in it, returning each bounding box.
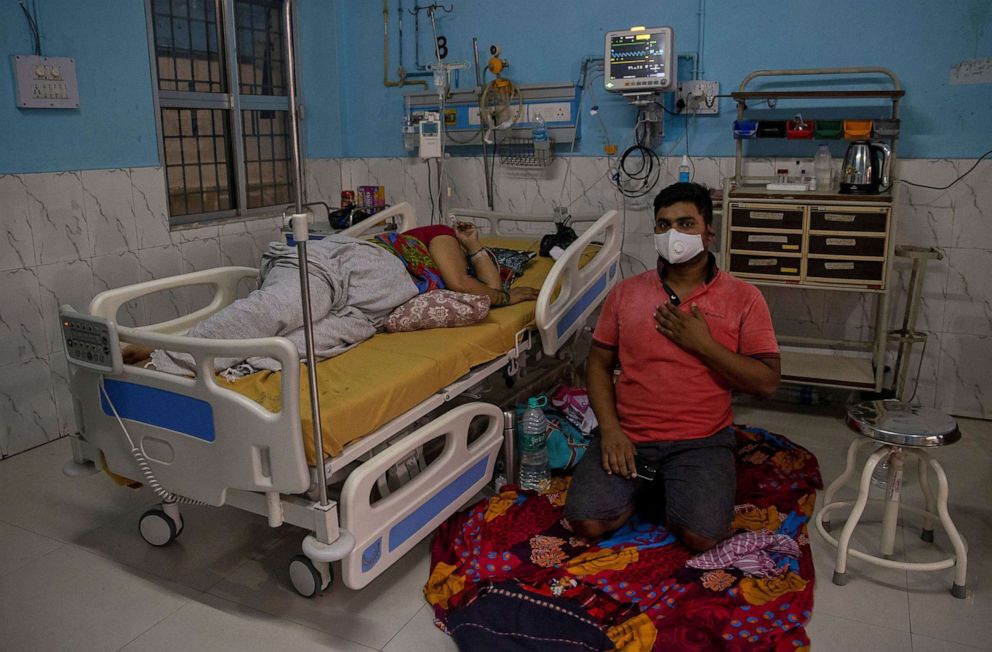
[697,0,705,79]
[384,0,428,89]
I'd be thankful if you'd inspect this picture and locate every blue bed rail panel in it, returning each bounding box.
[387,456,489,553]
[99,379,216,442]
[556,263,616,338]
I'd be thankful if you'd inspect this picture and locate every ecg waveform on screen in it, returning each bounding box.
[610,48,664,61]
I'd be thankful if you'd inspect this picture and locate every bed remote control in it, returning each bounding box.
[59,305,123,374]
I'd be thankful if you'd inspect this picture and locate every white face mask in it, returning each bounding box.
[654,230,705,264]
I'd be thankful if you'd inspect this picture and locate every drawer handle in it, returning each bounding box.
[824,262,855,270]
[823,213,856,222]
[825,238,857,247]
[749,211,785,221]
[748,258,777,267]
[748,234,788,243]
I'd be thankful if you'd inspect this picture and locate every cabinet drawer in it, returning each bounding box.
[729,203,804,230]
[808,233,886,258]
[730,230,804,253]
[806,258,885,285]
[729,253,802,279]
[809,206,888,233]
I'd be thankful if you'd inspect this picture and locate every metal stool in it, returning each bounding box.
[814,400,968,599]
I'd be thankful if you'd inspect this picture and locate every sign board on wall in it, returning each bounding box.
[949,58,992,85]
[13,55,80,109]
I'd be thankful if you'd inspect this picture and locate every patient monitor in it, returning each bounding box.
[604,26,675,94]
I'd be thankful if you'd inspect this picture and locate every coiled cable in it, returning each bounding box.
[99,378,203,506]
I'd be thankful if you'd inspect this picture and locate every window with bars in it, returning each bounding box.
[148,0,296,224]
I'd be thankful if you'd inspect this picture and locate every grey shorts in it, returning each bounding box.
[563,427,737,540]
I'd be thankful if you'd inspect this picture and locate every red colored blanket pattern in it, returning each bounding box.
[425,425,822,651]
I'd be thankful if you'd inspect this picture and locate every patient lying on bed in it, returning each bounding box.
[123,221,538,375]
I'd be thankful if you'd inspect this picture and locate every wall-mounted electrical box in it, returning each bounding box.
[404,82,580,147]
[676,80,720,115]
[13,55,80,109]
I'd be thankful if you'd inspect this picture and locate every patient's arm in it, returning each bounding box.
[122,344,154,366]
[429,232,537,305]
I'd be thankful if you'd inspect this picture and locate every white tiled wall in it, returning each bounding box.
[316,155,992,421]
[0,167,284,458]
[1,157,988,458]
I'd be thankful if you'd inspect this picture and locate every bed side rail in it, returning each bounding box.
[535,209,620,355]
[448,207,605,239]
[338,402,503,589]
[339,201,418,238]
[71,326,309,505]
[88,266,258,335]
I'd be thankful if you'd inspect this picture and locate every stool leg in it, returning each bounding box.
[879,448,904,557]
[915,452,937,543]
[833,447,890,586]
[823,438,875,532]
[928,458,968,599]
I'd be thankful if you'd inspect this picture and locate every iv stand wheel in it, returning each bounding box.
[289,554,333,598]
[138,508,181,547]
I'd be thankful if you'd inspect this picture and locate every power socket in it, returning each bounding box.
[527,102,572,124]
[677,80,720,115]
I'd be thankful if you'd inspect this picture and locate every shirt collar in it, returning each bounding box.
[656,252,719,285]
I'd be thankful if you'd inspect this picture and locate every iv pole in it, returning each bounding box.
[283,0,329,507]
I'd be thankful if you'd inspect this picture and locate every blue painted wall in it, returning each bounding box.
[1,1,989,173]
[329,0,992,159]
[0,1,159,173]
[0,0,339,174]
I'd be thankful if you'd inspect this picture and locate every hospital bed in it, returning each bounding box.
[61,201,620,596]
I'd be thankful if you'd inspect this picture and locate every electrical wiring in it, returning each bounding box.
[898,149,992,191]
[18,0,41,56]
[427,158,436,223]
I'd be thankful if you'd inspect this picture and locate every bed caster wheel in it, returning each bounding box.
[832,570,849,586]
[921,528,934,543]
[139,509,179,547]
[822,520,831,533]
[289,555,333,598]
[951,583,967,599]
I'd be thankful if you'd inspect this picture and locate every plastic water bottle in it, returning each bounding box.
[532,115,550,166]
[678,155,691,183]
[814,144,833,191]
[518,396,551,492]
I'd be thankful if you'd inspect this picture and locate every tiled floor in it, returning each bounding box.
[1,404,989,651]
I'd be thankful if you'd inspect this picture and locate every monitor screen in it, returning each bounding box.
[604,27,675,93]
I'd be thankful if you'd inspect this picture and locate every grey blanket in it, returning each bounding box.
[151,235,418,377]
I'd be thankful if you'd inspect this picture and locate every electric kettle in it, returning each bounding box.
[840,140,892,194]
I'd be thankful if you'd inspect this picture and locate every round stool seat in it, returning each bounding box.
[847,400,960,447]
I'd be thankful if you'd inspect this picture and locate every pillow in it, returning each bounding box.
[486,247,537,288]
[384,289,491,332]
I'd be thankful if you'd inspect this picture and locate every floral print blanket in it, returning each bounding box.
[425,426,822,651]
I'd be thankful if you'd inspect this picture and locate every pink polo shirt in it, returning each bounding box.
[592,262,779,442]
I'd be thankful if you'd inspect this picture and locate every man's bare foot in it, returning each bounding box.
[122,344,154,365]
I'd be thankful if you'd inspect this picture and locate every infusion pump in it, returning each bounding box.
[418,112,442,159]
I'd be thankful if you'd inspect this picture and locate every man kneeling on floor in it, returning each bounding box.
[564,182,781,552]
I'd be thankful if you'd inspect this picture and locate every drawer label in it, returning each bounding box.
[781,267,799,273]
[748,234,788,243]
[825,238,857,246]
[748,258,778,266]
[750,211,785,220]
[824,261,855,270]
[823,213,856,222]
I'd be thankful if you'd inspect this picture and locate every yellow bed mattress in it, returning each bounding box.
[224,237,578,463]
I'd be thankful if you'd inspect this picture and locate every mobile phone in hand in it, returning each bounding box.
[634,457,658,481]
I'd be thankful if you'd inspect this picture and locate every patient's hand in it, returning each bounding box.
[122,344,154,365]
[507,286,540,304]
[453,221,482,252]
